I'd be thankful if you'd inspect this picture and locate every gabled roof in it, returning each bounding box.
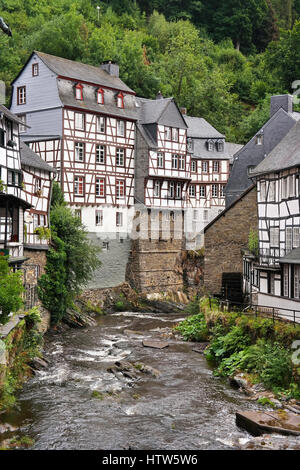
[20,142,56,173]
[185,116,225,139]
[251,120,300,176]
[204,184,256,232]
[0,104,30,127]
[136,97,188,128]
[12,51,135,94]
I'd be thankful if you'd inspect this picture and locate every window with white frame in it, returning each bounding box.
[176,183,182,199]
[289,175,295,198]
[256,133,263,145]
[199,186,206,198]
[172,154,178,169]
[75,84,83,100]
[116,212,123,227]
[96,116,106,133]
[212,184,218,198]
[75,112,84,130]
[294,266,300,299]
[220,185,225,197]
[269,181,276,202]
[168,182,175,198]
[17,86,26,105]
[74,176,84,195]
[189,185,196,197]
[286,227,293,252]
[75,142,84,162]
[260,181,266,201]
[207,140,214,151]
[116,180,125,198]
[95,178,105,197]
[18,114,26,133]
[270,227,279,247]
[172,128,179,141]
[203,210,208,221]
[116,148,125,166]
[97,88,104,105]
[213,161,219,173]
[117,120,125,137]
[178,155,185,170]
[165,127,171,140]
[281,178,288,199]
[95,210,103,226]
[191,160,197,172]
[32,63,39,77]
[283,265,289,297]
[117,93,124,108]
[154,180,160,197]
[293,227,300,248]
[96,145,106,164]
[157,152,164,168]
[202,161,208,172]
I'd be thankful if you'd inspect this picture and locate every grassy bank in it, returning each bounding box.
[175,298,300,400]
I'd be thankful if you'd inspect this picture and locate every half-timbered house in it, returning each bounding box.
[184,115,242,247]
[0,104,30,266]
[10,51,138,287]
[243,120,300,323]
[225,95,300,208]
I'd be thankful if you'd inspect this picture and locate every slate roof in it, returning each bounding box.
[251,120,300,176]
[0,104,30,127]
[185,116,224,139]
[20,142,56,173]
[34,51,135,94]
[57,79,137,120]
[279,247,300,265]
[136,97,187,127]
[225,107,299,207]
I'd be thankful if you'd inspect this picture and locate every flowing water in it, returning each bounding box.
[1,311,299,450]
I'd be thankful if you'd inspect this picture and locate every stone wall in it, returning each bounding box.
[126,238,184,293]
[23,248,47,285]
[204,186,258,295]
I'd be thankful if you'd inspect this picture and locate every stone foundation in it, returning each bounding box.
[126,238,184,293]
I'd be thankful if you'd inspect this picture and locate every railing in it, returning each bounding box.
[210,296,300,326]
[23,284,38,310]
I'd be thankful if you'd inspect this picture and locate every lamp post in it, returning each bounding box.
[96,6,101,22]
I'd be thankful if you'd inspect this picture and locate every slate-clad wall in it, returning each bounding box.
[204,187,258,294]
[225,109,297,207]
[86,234,132,289]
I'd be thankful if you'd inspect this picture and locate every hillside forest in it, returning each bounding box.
[1,0,300,143]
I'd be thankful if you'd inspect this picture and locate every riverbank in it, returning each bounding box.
[3,309,298,450]
[175,298,300,417]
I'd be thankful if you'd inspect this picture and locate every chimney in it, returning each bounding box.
[180,107,187,115]
[156,91,164,100]
[100,61,119,78]
[270,94,293,118]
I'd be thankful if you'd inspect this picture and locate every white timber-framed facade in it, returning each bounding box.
[243,120,300,323]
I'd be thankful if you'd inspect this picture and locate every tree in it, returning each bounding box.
[0,257,24,324]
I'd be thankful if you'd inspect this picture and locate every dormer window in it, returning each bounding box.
[75,83,83,101]
[117,92,124,109]
[207,140,214,151]
[256,133,263,145]
[217,140,224,152]
[97,88,104,105]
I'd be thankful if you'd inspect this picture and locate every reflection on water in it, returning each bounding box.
[1,312,299,450]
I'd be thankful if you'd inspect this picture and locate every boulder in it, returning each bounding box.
[142,340,169,349]
[29,357,49,371]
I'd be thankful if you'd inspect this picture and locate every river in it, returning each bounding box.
[1,311,299,450]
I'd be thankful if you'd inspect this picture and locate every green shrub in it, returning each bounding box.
[175,313,209,342]
[0,258,24,325]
